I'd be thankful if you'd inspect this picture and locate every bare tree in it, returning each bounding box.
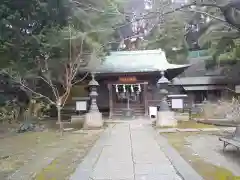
[2,26,100,135]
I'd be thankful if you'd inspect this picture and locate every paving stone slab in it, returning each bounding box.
[69,128,113,180]
[63,128,74,132]
[135,173,182,180]
[91,163,134,180]
[158,128,177,133]
[177,128,200,132]
[93,179,134,180]
[135,163,176,175]
[72,129,88,134]
[199,128,220,132]
[133,157,170,164]
[219,127,236,132]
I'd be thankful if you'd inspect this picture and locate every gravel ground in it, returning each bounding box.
[186,134,240,176]
[0,129,103,180]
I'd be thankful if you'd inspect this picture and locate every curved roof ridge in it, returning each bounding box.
[81,49,190,74]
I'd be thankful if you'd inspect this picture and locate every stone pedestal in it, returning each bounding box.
[71,115,85,129]
[71,115,85,125]
[156,111,177,127]
[84,112,103,129]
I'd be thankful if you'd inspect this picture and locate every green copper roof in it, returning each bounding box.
[91,49,190,73]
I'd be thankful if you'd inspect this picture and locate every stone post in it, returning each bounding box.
[143,82,148,116]
[84,73,103,129]
[156,71,177,127]
[108,84,113,119]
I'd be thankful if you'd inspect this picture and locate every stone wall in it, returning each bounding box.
[202,100,240,121]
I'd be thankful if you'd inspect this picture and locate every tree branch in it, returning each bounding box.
[180,9,227,23]
[83,2,222,35]
[61,89,71,107]
[71,0,105,13]
[72,72,89,86]
[44,58,59,99]
[36,76,59,100]
[64,65,70,90]
[71,34,86,80]
[71,0,125,16]
[7,73,56,105]
[41,56,60,100]
[19,80,55,104]
[0,68,56,105]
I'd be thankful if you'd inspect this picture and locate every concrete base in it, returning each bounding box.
[156,111,177,127]
[84,112,103,129]
[71,115,85,125]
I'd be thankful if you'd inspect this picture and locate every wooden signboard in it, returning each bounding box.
[236,85,240,93]
[119,76,137,83]
[171,99,183,109]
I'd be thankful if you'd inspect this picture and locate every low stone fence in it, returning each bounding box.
[194,99,240,122]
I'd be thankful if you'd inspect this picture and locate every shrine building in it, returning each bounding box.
[69,49,190,118]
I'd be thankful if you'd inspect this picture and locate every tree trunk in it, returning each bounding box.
[17,106,26,122]
[27,99,35,120]
[57,105,64,136]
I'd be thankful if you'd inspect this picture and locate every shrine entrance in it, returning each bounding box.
[80,49,190,119]
[114,84,143,105]
[108,81,148,118]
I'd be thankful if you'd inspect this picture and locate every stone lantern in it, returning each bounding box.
[157,71,170,111]
[84,73,103,129]
[88,74,99,112]
[156,71,177,127]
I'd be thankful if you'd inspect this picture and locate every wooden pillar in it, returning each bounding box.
[143,82,148,116]
[108,84,113,119]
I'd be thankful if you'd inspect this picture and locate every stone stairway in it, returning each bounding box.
[112,104,145,118]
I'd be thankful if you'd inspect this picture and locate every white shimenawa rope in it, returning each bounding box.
[131,85,134,92]
[123,85,126,92]
[138,84,141,92]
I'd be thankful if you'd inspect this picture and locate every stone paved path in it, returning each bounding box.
[70,122,183,180]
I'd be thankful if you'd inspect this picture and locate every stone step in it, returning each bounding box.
[112,114,145,117]
[113,106,145,109]
[113,109,145,113]
[113,103,144,106]
[112,111,145,117]
[113,111,145,115]
[112,115,145,118]
[113,104,144,108]
[113,105,145,107]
